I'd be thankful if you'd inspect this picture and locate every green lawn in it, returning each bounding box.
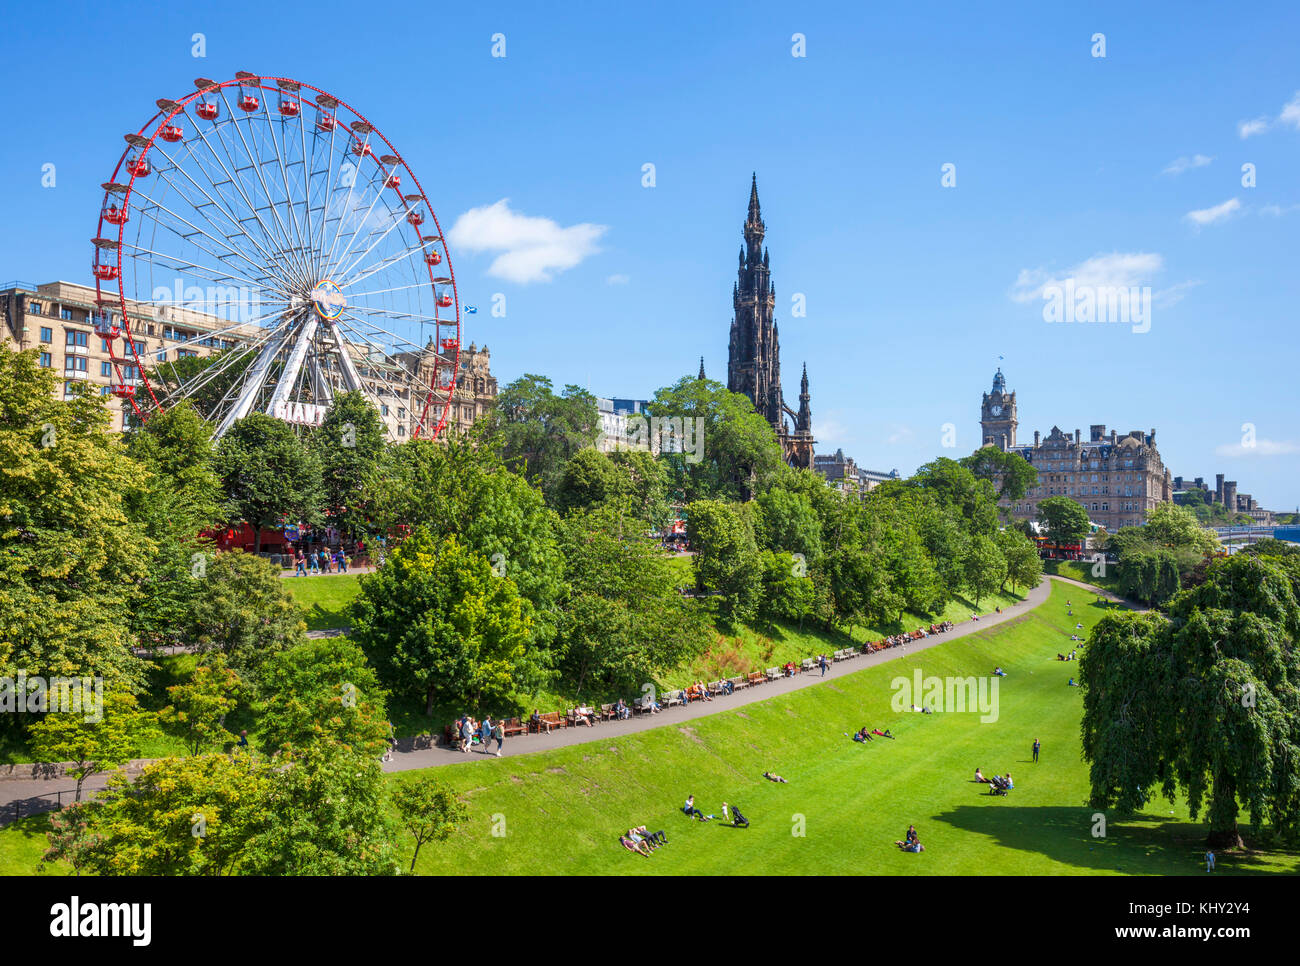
[285,573,362,630]
[392,582,1299,876]
[1042,558,1121,594]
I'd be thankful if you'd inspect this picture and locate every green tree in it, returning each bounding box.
[350,529,537,716]
[186,551,306,678]
[28,690,156,801]
[257,638,389,757]
[648,376,784,502]
[554,508,710,693]
[1081,554,1300,848]
[961,447,1038,502]
[482,374,600,496]
[686,499,762,621]
[364,438,564,650]
[0,349,151,696]
[757,550,816,625]
[996,528,1043,592]
[310,391,387,536]
[390,773,469,873]
[961,534,1007,608]
[48,753,274,875]
[160,657,241,755]
[241,743,399,876]
[1037,496,1091,545]
[214,412,323,553]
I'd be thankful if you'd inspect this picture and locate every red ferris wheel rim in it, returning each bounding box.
[91,73,461,438]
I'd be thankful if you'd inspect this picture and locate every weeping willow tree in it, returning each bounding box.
[1081,552,1300,848]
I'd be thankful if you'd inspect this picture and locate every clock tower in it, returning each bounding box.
[980,367,1017,450]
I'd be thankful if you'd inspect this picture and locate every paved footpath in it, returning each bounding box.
[3,574,1132,823]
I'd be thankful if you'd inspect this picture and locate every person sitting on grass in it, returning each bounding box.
[872,728,894,739]
[974,767,987,783]
[1004,773,1014,790]
[683,795,706,820]
[1068,678,1079,687]
[621,833,651,857]
[852,727,873,742]
[895,838,925,853]
[763,771,788,783]
[993,666,1007,676]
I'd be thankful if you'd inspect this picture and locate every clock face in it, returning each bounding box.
[991,404,1002,416]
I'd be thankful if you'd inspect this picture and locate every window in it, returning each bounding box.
[65,329,88,348]
[65,356,87,373]
[123,365,140,380]
[101,339,111,353]
[29,302,42,315]
[177,349,197,359]
[128,340,145,355]
[101,362,113,377]
[60,308,73,321]
[101,386,113,396]
[39,326,52,343]
[39,352,51,368]
[1102,503,1109,511]
[398,424,406,437]
[380,404,389,416]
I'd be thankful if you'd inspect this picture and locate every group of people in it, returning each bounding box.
[620,825,668,856]
[851,726,895,742]
[1056,650,1078,661]
[895,824,925,852]
[292,545,349,576]
[682,795,749,828]
[974,767,1014,795]
[866,621,955,654]
[455,713,505,756]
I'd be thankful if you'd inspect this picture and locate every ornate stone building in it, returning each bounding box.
[979,368,1172,531]
[726,175,815,469]
[448,342,497,436]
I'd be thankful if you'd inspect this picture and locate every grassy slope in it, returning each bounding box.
[1041,558,1121,594]
[395,582,1298,876]
[286,573,362,631]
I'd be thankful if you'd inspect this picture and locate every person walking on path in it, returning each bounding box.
[492,718,504,757]
[479,717,493,753]
[818,654,828,677]
[1032,738,1040,763]
[295,549,307,577]
[1205,850,1215,872]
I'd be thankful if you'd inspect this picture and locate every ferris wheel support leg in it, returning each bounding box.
[329,322,367,394]
[308,350,334,409]
[266,316,320,416]
[213,325,294,439]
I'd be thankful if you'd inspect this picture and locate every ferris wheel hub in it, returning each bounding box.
[309,280,347,321]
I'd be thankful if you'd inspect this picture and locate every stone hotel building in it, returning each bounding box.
[979,368,1171,531]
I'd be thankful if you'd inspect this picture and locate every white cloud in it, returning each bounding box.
[1236,91,1300,139]
[447,199,606,283]
[1261,202,1300,217]
[1215,439,1300,458]
[1238,117,1269,139]
[606,273,629,285]
[1279,91,1300,130]
[885,425,914,445]
[1184,197,1241,227]
[1162,154,1213,175]
[1010,252,1164,305]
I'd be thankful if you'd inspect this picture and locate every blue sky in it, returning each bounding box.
[4,1,1299,508]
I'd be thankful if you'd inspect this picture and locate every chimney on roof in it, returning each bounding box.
[1034,430,1040,447]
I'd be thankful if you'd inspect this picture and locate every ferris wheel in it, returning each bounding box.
[91,72,460,441]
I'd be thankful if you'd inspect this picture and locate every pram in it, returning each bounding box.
[988,775,1011,796]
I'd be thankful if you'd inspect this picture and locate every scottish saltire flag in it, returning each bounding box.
[464,305,478,314]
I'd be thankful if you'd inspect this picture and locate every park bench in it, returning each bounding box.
[833,649,850,662]
[729,675,748,691]
[709,680,731,697]
[765,666,781,682]
[746,671,766,687]
[662,690,684,708]
[502,717,526,738]
[599,703,618,721]
[800,658,817,673]
[632,696,652,715]
[531,711,565,734]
